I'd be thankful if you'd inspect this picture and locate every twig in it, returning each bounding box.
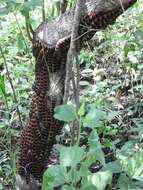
[24,0,34,41]
[64,0,85,146]
[42,0,46,21]
[14,13,29,50]
[63,0,84,103]
[56,1,61,16]
[60,0,68,14]
[13,13,33,65]
[25,16,33,42]
[0,46,23,128]
[118,0,125,12]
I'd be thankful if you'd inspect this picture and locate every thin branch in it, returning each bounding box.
[42,0,46,21]
[118,0,125,11]
[14,13,29,50]
[75,56,80,108]
[63,0,85,147]
[24,0,34,41]
[51,5,55,17]
[56,1,61,16]
[60,0,68,14]
[63,0,84,103]
[25,16,33,42]
[0,46,23,129]
[14,13,33,65]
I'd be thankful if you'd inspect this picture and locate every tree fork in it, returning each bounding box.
[16,0,137,189]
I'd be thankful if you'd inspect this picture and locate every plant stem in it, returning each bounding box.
[0,46,23,129]
[42,0,46,21]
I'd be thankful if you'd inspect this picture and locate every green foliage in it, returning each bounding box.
[54,104,77,122]
[43,1,143,189]
[0,0,42,16]
[88,130,105,165]
[0,75,8,110]
[0,0,143,189]
[60,146,85,167]
[88,171,112,190]
[83,107,106,128]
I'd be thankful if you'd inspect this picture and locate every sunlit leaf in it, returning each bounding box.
[88,171,112,190]
[60,146,85,168]
[88,130,105,165]
[54,104,77,122]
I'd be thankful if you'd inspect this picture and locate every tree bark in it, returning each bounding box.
[16,0,137,189]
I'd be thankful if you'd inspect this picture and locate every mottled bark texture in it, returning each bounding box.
[16,0,137,189]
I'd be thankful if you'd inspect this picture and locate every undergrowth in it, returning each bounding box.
[0,0,143,189]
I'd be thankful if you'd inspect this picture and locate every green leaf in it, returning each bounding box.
[0,75,8,110]
[17,33,26,50]
[68,168,81,184]
[60,146,85,168]
[88,130,105,165]
[117,173,138,190]
[127,152,143,181]
[0,184,2,190]
[102,160,122,173]
[0,124,5,128]
[21,0,42,15]
[81,176,96,190]
[107,111,118,121]
[43,165,68,188]
[78,102,85,117]
[117,146,143,181]
[83,108,106,128]
[103,138,112,148]
[88,171,112,190]
[79,159,92,178]
[0,7,9,16]
[134,30,143,46]
[123,41,135,58]
[62,186,76,190]
[54,104,77,122]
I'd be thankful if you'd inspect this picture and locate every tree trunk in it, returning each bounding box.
[16,0,137,189]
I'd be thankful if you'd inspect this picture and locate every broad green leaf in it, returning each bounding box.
[0,124,5,128]
[62,185,76,190]
[21,0,42,15]
[88,130,105,165]
[6,1,22,12]
[102,160,122,173]
[126,152,143,181]
[42,170,53,190]
[107,111,118,121]
[68,168,81,184]
[88,171,112,190]
[79,159,92,177]
[118,173,138,190]
[83,108,106,128]
[43,165,68,188]
[24,0,42,8]
[81,176,96,190]
[117,146,143,181]
[0,7,9,16]
[134,30,143,46]
[54,104,77,122]
[60,146,85,167]
[17,33,26,50]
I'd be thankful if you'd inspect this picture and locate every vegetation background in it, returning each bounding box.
[0,0,143,189]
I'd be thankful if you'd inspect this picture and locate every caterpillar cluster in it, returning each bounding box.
[17,0,137,188]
